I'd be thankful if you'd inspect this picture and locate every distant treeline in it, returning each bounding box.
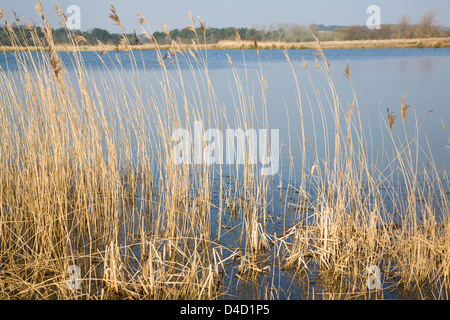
[0,25,335,46]
[1,10,448,47]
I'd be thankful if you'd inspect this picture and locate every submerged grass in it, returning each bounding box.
[0,2,449,299]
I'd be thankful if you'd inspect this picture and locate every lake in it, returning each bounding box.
[2,48,449,172]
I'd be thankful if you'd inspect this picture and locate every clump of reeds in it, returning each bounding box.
[281,42,449,299]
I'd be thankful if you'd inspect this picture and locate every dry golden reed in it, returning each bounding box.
[401,92,412,123]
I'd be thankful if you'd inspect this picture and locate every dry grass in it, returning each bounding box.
[3,37,450,53]
[214,37,450,49]
[0,3,449,300]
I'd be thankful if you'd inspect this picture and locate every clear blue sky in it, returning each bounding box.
[1,0,449,32]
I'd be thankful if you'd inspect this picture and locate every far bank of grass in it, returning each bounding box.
[2,37,450,52]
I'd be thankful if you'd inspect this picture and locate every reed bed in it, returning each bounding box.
[0,2,448,300]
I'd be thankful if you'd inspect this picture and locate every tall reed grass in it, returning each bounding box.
[0,2,448,299]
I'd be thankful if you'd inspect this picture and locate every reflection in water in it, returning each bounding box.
[418,57,436,81]
[397,54,438,82]
[398,58,411,81]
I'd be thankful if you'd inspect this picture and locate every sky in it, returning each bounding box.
[1,0,449,33]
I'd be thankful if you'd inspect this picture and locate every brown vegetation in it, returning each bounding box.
[0,2,449,300]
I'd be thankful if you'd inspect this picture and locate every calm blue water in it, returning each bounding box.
[2,48,449,168]
[2,47,449,171]
[3,47,450,70]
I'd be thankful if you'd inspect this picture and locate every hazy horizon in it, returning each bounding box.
[1,0,449,33]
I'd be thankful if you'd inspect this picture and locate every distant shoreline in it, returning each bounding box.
[2,37,450,52]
